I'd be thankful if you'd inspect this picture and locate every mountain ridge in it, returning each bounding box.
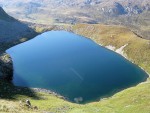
[1,0,149,18]
[0,7,15,21]
[0,7,36,43]
[0,0,149,39]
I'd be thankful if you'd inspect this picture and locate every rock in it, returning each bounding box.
[19,99,33,109]
[74,97,83,103]
[26,99,31,107]
[33,106,38,110]
[0,53,13,81]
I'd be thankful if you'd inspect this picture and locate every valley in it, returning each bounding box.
[0,0,150,112]
[1,0,150,39]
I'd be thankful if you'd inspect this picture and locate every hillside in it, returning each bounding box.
[0,7,36,43]
[0,0,150,39]
[72,24,150,74]
[0,7,38,82]
[0,7,15,21]
[0,7,39,54]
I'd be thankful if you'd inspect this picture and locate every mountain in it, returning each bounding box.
[0,7,38,81]
[0,7,36,43]
[1,0,149,16]
[0,0,150,39]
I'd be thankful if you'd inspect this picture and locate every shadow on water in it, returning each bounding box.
[0,43,40,100]
[0,9,40,99]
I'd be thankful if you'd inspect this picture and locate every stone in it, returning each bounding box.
[26,99,31,107]
[0,53,13,81]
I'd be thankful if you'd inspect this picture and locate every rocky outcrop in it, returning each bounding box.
[0,7,39,81]
[0,53,13,81]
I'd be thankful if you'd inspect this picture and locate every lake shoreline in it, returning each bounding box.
[71,24,150,78]
[31,88,67,100]
[1,25,149,105]
[102,44,150,78]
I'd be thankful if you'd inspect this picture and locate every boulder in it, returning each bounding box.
[0,53,13,81]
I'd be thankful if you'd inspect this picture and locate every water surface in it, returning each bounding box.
[7,31,148,103]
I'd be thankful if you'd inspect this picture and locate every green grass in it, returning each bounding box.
[1,80,150,113]
[1,23,150,113]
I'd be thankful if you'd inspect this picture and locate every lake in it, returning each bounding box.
[7,31,148,103]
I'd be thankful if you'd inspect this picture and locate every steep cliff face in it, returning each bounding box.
[0,7,37,80]
[0,7,36,43]
[0,53,13,81]
[0,8,15,80]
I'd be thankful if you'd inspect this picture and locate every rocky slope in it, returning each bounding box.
[0,7,36,43]
[0,53,13,80]
[0,0,149,39]
[1,0,149,20]
[0,7,37,80]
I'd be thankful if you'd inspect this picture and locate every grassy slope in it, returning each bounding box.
[1,24,150,113]
[1,82,150,113]
[72,24,150,74]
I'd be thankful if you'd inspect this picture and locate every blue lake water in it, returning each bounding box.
[7,31,148,103]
